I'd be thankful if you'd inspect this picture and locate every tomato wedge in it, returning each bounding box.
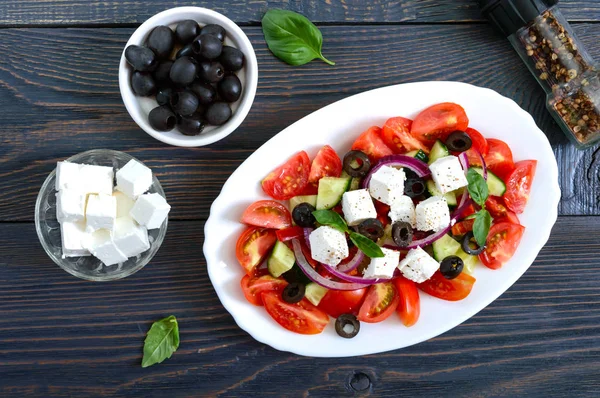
[393,277,420,327]
[308,145,342,184]
[381,117,428,153]
[410,103,469,145]
[479,222,525,269]
[235,227,277,275]
[351,126,394,163]
[261,291,329,335]
[464,127,489,165]
[485,196,520,224]
[318,288,367,318]
[357,282,400,323]
[374,201,391,226]
[276,226,304,242]
[262,151,311,200]
[484,139,515,180]
[418,271,476,301]
[241,200,292,230]
[241,274,287,306]
[451,218,475,236]
[503,160,537,214]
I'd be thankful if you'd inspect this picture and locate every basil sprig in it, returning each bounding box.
[466,168,491,247]
[141,315,180,368]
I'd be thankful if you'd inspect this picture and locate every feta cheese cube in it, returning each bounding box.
[388,195,416,227]
[55,161,83,191]
[130,193,170,229]
[86,194,117,231]
[308,226,349,267]
[116,160,153,199]
[415,196,450,232]
[363,247,400,279]
[83,229,128,266]
[113,191,135,218]
[56,189,87,223]
[341,189,377,226]
[60,221,90,258]
[368,166,406,205]
[80,164,114,195]
[398,247,439,283]
[429,155,468,194]
[113,217,150,258]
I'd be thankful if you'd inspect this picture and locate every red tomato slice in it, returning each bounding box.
[451,218,475,236]
[503,160,537,214]
[485,196,520,224]
[357,282,400,323]
[410,103,469,145]
[318,287,367,318]
[276,226,304,242]
[393,277,420,327]
[261,291,329,335]
[241,274,287,306]
[298,183,319,196]
[484,139,515,181]
[464,127,489,165]
[235,227,277,275]
[374,201,391,227]
[418,271,476,301]
[241,200,292,230]
[351,126,394,163]
[479,222,525,269]
[381,117,429,153]
[308,145,342,184]
[262,151,311,200]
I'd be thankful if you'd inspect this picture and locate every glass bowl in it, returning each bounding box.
[35,149,168,281]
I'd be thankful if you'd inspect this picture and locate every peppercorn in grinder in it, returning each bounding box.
[480,0,600,148]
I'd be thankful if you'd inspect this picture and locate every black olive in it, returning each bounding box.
[176,44,194,59]
[358,218,384,241]
[155,87,174,106]
[131,71,156,96]
[440,255,464,279]
[148,105,176,131]
[190,81,216,104]
[282,283,305,304]
[335,314,360,338]
[200,24,226,42]
[178,115,205,136]
[169,56,198,86]
[462,231,485,255]
[147,26,175,59]
[152,61,173,85]
[192,34,223,60]
[218,74,242,102]
[219,46,245,72]
[392,221,413,247]
[198,61,225,83]
[343,150,371,178]
[446,131,472,153]
[204,102,232,125]
[124,45,157,72]
[404,177,426,198]
[175,20,200,44]
[170,90,199,116]
[292,203,316,228]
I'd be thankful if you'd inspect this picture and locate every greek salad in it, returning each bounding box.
[235,102,537,337]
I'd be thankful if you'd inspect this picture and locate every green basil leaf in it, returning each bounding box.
[466,168,489,206]
[473,210,492,248]
[261,9,335,66]
[349,232,385,258]
[312,209,348,232]
[141,315,180,368]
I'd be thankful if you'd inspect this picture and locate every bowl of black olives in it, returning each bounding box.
[119,7,258,147]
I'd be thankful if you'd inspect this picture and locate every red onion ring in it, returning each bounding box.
[320,262,388,285]
[337,248,366,273]
[303,228,313,248]
[362,155,431,189]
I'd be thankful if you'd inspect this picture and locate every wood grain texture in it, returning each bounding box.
[0,217,599,397]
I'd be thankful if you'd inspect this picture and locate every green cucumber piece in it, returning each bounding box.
[316,176,351,210]
[432,234,462,262]
[406,149,429,163]
[472,167,506,196]
[349,177,361,191]
[289,195,317,212]
[428,140,450,164]
[425,179,457,206]
[267,240,295,277]
[305,283,329,306]
[456,248,478,275]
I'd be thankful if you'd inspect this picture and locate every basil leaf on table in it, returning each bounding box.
[349,232,384,258]
[473,209,492,248]
[141,315,180,368]
[466,168,489,207]
[261,9,335,66]
[312,209,348,232]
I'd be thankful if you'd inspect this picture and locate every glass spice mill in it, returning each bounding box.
[480,0,600,148]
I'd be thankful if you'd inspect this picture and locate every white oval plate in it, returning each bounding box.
[204,81,560,357]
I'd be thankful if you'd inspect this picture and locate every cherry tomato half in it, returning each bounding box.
[484,139,515,181]
[308,145,342,184]
[464,127,489,165]
[241,274,287,306]
[485,196,520,224]
[393,277,420,327]
[262,151,311,200]
[503,160,537,214]
[235,227,277,275]
[318,287,367,318]
[241,200,292,230]
[479,222,525,270]
[261,291,329,335]
[451,218,475,236]
[410,103,469,145]
[275,226,305,242]
[351,126,394,163]
[357,282,400,323]
[382,117,428,153]
[418,271,476,301]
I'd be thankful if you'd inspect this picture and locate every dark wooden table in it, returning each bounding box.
[1,1,600,396]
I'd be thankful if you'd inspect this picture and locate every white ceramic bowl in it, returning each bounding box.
[119,7,258,147]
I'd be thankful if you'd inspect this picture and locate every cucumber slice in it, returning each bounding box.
[289,195,317,212]
[456,248,478,275]
[406,149,429,163]
[432,234,462,262]
[472,167,506,196]
[267,240,295,277]
[316,176,351,210]
[349,177,361,191]
[305,283,329,306]
[428,140,450,164]
[425,180,457,206]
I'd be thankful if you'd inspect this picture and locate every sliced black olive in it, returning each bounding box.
[335,314,360,338]
[178,115,205,136]
[445,131,472,153]
[404,177,426,198]
[124,45,157,72]
[169,56,198,86]
[147,25,175,59]
[440,255,464,279]
[192,34,223,60]
[358,218,384,241]
[204,102,232,125]
[148,105,176,131]
[282,283,305,304]
[462,231,485,255]
[155,87,174,106]
[392,221,413,247]
[292,203,316,228]
[219,46,245,72]
[343,150,371,178]
[152,61,173,85]
[175,20,200,44]
[176,44,194,59]
[218,74,242,103]
[191,81,216,104]
[200,24,226,42]
[170,90,199,116]
[198,60,225,83]
[131,71,156,96]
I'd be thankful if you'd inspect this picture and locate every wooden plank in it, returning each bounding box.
[0,25,599,220]
[0,217,599,396]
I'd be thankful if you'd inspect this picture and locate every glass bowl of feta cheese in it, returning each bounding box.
[35,149,169,281]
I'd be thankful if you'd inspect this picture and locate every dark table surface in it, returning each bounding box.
[1,1,600,396]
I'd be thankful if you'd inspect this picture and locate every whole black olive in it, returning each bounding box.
[176,44,194,59]
[282,283,305,304]
[147,26,175,59]
[200,24,226,42]
[192,34,223,60]
[204,102,232,125]
[218,74,242,102]
[461,231,486,255]
[198,61,225,83]
[170,90,199,116]
[335,314,360,338]
[342,150,371,178]
[392,221,413,247]
[155,87,174,106]
[152,61,173,85]
[219,46,245,72]
[440,255,464,279]
[131,71,156,96]
[169,56,198,86]
[175,20,200,44]
[446,131,472,153]
[358,218,384,241]
[404,177,426,198]
[178,115,205,136]
[124,45,157,72]
[148,105,176,131]
[192,104,206,117]
[190,81,216,104]
[292,203,316,228]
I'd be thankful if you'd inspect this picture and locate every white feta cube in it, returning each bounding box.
[415,196,450,232]
[363,247,400,279]
[116,160,153,199]
[130,193,170,229]
[341,189,377,226]
[83,229,128,266]
[429,155,468,194]
[86,194,117,231]
[56,189,87,223]
[60,221,90,258]
[368,165,406,205]
[308,226,349,267]
[55,161,83,191]
[80,164,114,195]
[398,247,439,283]
[113,191,135,218]
[388,195,416,227]
[113,217,150,258]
